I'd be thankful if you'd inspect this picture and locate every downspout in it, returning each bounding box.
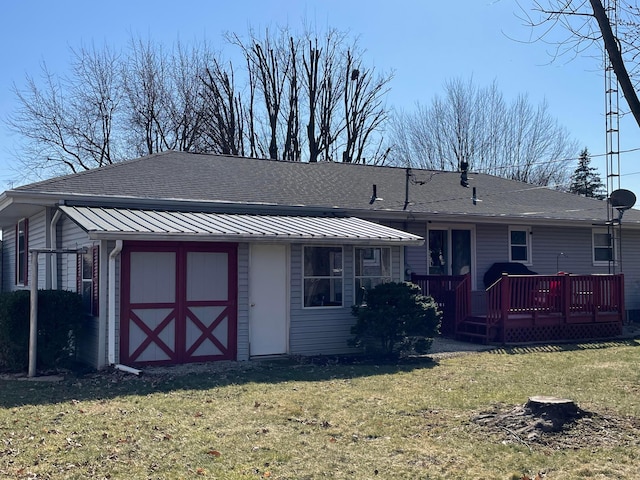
[49,209,62,289]
[108,240,123,365]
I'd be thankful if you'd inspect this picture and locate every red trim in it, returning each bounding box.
[77,246,100,316]
[120,241,238,365]
[128,308,177,361]
[184,306,230,357]
[16,219,29,286]
[76,253,82,294]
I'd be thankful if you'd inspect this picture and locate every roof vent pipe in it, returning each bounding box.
[369,184,383,204]
[404,168,411,210]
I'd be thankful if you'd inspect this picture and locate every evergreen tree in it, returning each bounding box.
[569,148,606,199]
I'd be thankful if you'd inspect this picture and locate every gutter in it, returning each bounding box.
[108,240,123,365]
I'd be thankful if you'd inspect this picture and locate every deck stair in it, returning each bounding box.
[455,316,491,344]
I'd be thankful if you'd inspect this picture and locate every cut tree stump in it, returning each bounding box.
[525,396,585,432]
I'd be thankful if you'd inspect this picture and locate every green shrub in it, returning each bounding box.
[350,282,441,357]
[0,290,85,372]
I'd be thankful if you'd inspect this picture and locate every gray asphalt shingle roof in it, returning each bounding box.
[12,150,640,225]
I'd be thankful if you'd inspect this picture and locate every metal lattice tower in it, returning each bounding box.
[604,0,621,223]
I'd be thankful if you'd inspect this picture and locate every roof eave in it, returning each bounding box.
[85,230,424,246]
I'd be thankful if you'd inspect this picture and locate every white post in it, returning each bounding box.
[28,251,39,378]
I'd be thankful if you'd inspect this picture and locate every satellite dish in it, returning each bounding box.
[609,189,637,211]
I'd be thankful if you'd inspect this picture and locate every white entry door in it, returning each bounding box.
[249,244,288,356]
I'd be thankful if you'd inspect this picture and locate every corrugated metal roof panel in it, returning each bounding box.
[59,206,424,245]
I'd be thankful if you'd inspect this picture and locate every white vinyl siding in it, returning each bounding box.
[2,210,48,291]
[58,214,97,367]
[236,243,250,361]
[29,211,48,288]
[289,244,403,356]
[388,221,427,278]
[58,216,91,291]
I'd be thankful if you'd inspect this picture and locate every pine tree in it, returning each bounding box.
[569,148,606,199]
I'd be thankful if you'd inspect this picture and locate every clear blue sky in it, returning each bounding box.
[0,0,638,200]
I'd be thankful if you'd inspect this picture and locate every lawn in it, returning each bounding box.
[1,339,639,479]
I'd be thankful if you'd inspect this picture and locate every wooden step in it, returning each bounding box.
[456,316,490,343]
[462,320,488,327]
[457,331,488,339]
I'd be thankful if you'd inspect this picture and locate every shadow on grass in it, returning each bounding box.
[0,354,439,409]
[486,338,640,355]
[3,338,637,409]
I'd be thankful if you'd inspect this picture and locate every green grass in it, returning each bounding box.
[1,339,639,479]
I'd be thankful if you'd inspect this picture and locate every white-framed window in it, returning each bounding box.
[428,226,474,276]
[509,226,532,265]
[592,228,616,265]
[16,218,28,286]
[303,246,343,307]
[354,247,391,305]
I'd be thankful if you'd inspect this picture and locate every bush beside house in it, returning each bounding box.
[350,282,441,357]
[0,290,85,372]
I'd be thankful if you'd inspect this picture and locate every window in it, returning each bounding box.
[354,247,391,305]
[428,228,473,276]
[15,219,28,285]
[77,246,99,316]
[509,227,531,264]
[303,246,343,307]
[428,230,448,275]
[593,229,615,265]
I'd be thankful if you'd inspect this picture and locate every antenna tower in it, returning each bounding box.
[604,0,621,222]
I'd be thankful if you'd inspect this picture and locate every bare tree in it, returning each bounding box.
[122,37,168,155]
[230,26,392,164]
[122,37,213,155]
[168,40,211,153]
[229,28,297,160]
[342,49,392,164]
[390,77,579,186]
[8,26,394,180]
[283,36,301,162]
[200,59,245,156]
[7,44,122,177]
[523,0,640,129]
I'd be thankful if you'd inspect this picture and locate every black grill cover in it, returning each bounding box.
[483,262,538,289]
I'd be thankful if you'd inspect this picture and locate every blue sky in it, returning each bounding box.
[0,0,638,200]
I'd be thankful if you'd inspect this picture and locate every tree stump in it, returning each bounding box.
[525,396,584,432]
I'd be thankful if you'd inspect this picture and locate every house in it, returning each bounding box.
[0,151,638,369]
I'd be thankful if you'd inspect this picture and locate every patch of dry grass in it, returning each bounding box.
[1,339,639,479]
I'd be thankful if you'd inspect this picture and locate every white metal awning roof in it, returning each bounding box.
[59,206,424,245]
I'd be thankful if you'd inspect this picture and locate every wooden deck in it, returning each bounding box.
[410,274,470,337]
[412,273,625,344]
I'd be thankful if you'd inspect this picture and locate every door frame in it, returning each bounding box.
[248,243,289,357]
[427,223,477,290]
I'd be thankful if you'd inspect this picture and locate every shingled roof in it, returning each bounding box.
[8,150,640,226]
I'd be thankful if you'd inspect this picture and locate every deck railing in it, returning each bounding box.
[486,273,625,341]
[411,273,471,336]
[412,273,624,343]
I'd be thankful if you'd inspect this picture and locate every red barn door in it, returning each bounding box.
[120,242,237,365]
